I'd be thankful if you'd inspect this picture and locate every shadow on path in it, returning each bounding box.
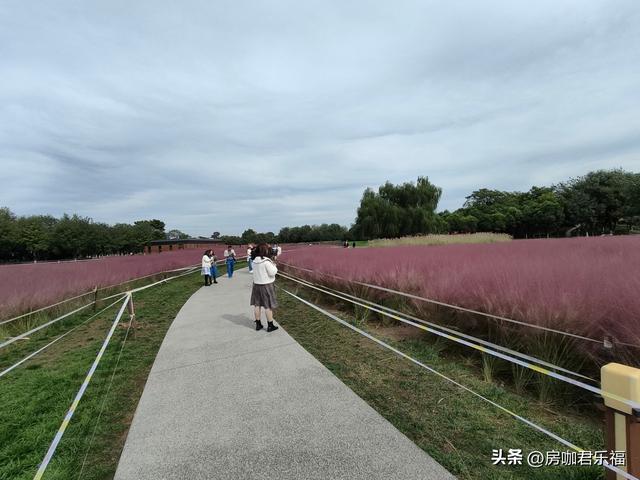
[221,313,254,330]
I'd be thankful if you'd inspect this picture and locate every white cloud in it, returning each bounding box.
[0,0,639,235]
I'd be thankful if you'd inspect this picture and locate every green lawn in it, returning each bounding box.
[0,266,233,480]
[353,240,369,247]
[275,279,605,480]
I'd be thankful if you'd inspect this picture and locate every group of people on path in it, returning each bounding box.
[201,242,282,332]
[201,244,251,285]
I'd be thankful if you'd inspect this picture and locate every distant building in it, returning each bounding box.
[146,238,226,254]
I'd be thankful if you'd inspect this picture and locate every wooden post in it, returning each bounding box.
[602,363,640,480]
[126,295,135,318]
[126,294,138,333]
[92,286,98,311]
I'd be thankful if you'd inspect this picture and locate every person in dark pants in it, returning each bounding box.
[352,241,356,248]
[210,250,218,283]
[247,244,254,273]
[250,243,279,332]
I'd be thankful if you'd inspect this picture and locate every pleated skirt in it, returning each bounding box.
[250,282,278,309]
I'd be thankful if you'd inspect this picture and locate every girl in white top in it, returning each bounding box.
[201,250,212,286]
[250,243,279,332]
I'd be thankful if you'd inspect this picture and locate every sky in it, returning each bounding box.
[1,1,639,236]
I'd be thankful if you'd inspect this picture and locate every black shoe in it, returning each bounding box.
[213,280,218,284]
[255,321,264,331]
[267,322,279,332]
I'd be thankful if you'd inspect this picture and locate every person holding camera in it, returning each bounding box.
[250,243,279,332]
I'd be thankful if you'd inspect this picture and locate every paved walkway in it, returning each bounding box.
[115,268,454,480]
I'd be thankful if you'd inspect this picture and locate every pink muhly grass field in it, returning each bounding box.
[0,249,205,319]
[0,243,310,319]
[279,236,640,354]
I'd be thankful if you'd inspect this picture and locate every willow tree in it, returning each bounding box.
[352,177,443,240]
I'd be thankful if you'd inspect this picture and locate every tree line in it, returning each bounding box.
[216,224,350,246]
[2,168,638,261]
[439,169,640,238]
[225,170,640,243]
[0,208,351,263]
[0,210,167,262]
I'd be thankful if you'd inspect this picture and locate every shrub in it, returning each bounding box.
[368,233,512,247]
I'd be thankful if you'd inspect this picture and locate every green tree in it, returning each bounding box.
[277,224,348,243]
[520,187,564,236]
[0,208,17,260]
[255,231,276,244]
[557,169,639,235]
[167,229,190,240]
[132,220,165,252]
[147,219,166,233]
[218,235,242,245]
[352,177,442,240]
[51,214,96,258]
[241,229,258,244]
[111,223,137,254]
[16,215,57,260]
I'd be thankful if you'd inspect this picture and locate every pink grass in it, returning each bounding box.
[0,243,310,319]
[0,250,197,319]
[280,237,640,351]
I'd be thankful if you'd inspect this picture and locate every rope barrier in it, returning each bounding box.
[95,264,198,294]
[282,288,638,480]
[0,296,127,379]
[101,265,200,300]
[3,254,247,328]
[0,264,198,326]
[0,291,95,326]
[101,257,245,300]
[0,302,97,350]
[3,250,270,327]
[76,297,135,480]
[279,262,640,349]
[1,266,199,353]
[278,271,597,383]
[23,260,207,478]
[279,271,640,413]
[28,258,238,477]
[32,294,131,480]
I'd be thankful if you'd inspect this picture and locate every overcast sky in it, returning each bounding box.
[1,1,639,236]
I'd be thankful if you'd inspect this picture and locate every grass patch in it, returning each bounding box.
[368,232,512,247]
[0,266,231,480]
[276,279,604,480]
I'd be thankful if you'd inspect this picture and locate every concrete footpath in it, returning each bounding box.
[114,268,455,480]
